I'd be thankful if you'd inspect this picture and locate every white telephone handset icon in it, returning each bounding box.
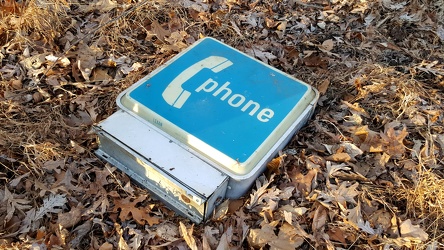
[162,56,233,108]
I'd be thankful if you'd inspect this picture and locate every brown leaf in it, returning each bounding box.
[327,228,347,244]
[325,152,351,162]
[179,222,198,250]
[280,205,308,218]
[265,17,277,28]
[246,174,275,209]
[399,219,428,241]
[52,170,81,191]
[312,205,327,233]
[317,79,330,95]
[57,204,83,229]
[213,199,229,220]
[76,43,101,81]
[99,242,113,250]
[269,222,304,250]
[341,100,370,118]
[156,223,179,242]
[112,194,159,225]
[11,78,22,89]
[84,0,118,13]
[228,198,245,214]
[320,39,334,51]
[145,214,161,226]
[352,125,383,152]
[381,122,408,158]
[151,20,171,42]
[303,54,328,69]
[290,166,318,196]
[91,68,112,82]
[248,223,278,248]
[216,226,232,250]
[115,223,130,250]
[69,220,93,248]
[369,209,392,232]
[267,154,286,174]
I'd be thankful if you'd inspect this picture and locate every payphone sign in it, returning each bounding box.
[128,38,308,163]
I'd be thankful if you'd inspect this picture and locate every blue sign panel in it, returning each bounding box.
[126,38,309,163]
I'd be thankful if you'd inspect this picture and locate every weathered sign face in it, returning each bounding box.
[119,38,317,176]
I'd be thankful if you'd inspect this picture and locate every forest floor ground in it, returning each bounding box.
[1,0,444,249]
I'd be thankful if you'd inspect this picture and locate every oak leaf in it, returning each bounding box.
[246,174,275,209]
[113,194,159,225]
[2,187,31,222]
[381,122,408,158]
[19,194,67,234]
[269,223,304,250]
[156,223,179,242]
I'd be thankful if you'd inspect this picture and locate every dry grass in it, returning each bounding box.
[0,0,70,47]
[402,170,444,225]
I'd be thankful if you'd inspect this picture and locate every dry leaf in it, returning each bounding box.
[216,226,232,250]
[156,223,179,242]
[113,194,159,226]
[213,199,229,220]
[325,152,351,162]
[0,0,23,15]
[327,162,351,177]
[369,209,392,232]
[312,205,327,233]
[382,0,407,10]
[267,154,286,174]
[303,54,328,68]
[3,187,31,222]
[327,227,347,244]
[246,174,275,209]
[99,242,113,250]
[248,223,278,248]
[179,222,198,250]
[203,226,219,249]
[320,39,334,51]
[228,198,245,214]
[85,0,118,12]
[115,223,130,250]
[400,219,428,241]
[317,79,330,95]
[269,222,304,250]
[246,46,277,63]
[128,228,144,249]
[76,43,101,81]
[57,204,83,229]
[151,20,170,42]
[279,205,308,217]
[381,122,408,158]
[18,194,67,235]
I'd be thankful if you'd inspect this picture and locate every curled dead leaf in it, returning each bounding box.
[179,222,198,250]
[400,219,428,242]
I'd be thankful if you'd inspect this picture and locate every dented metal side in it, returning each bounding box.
[94,111,229,223]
